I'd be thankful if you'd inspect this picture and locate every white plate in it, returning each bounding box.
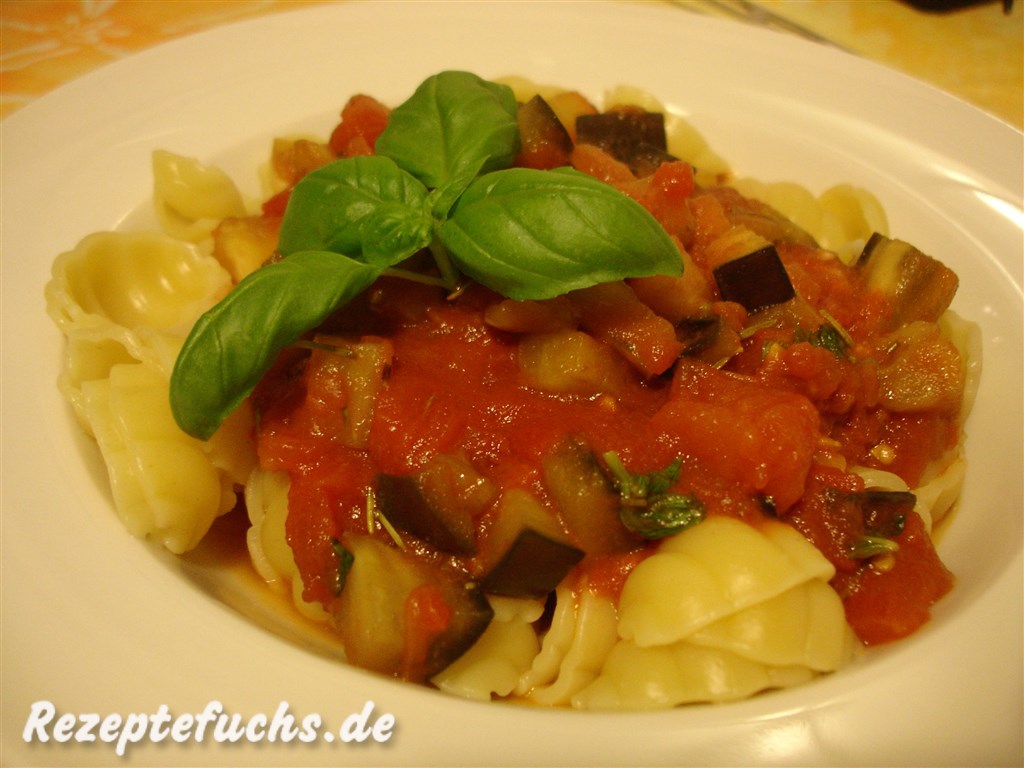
[2,2,1021,765]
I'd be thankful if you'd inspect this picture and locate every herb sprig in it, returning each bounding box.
[602,451,706,539]
[170,70,682,440]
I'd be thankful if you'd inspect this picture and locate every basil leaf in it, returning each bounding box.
[375,70,520,189]
[277,156,430,264]
[170,251,382,440]
[440,167,682,300]
[359,201,433,267]
[620,494,706,540]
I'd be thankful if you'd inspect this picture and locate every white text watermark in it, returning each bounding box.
[22,699,395,757]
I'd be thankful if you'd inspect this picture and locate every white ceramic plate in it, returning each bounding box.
[2,2,1021,765]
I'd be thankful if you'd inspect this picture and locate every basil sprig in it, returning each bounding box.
[602,451,706,539]
[171,70,682,440]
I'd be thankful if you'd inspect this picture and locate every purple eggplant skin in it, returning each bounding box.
[712,244,796,313]
[375,472,477,555]
[576,111,671,174]
[480,528,585,599]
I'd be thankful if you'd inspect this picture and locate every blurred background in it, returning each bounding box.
[2,0,1021,128]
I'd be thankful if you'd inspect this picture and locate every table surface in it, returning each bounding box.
[2,0,1022,129]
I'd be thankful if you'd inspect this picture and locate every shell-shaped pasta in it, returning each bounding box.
[730,178,889,263]
[913,457,966,532]
[245,468,330,622]
[80,362,245,554]
[571,640,814,710]
[686,579,857,671]
[152,150,247,241]
[431,598,543,702]
[46,230,231,337]
[520,587,619,707]
[618,517,832,646]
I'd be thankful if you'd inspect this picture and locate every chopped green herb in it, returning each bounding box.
[602,451,705,539]
[331,538,354,596]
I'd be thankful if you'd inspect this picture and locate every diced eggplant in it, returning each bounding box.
[856,490,915,538]
[629,142,679,178]
[712,245,795,312]
[516,94,574,170]
[476,488,584,599]
[375,473,476,555]
[541,437,636,555]
[518,329,631,396]
[333,534,493,682]
[576,111,670,174]
[856,233,959,329]
[480,528,585,598]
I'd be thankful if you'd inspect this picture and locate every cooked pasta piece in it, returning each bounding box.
[572,639,815,710]
[617,517,835,647]
[431,597,544,701]
[152,150,247,241]
[517,585,619,706]
[80,361,252,553]
[46,230,232,337]
[730,178,888,263]
[47,229,253,552]
[245,468,332,622]
[685,579,857,671]
[569,518,853,710]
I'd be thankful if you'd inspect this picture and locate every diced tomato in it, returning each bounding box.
[632,161,695,237]
[328,94,391,157]
[834,510,954,645]
[401,583,454,682]
[570,143,636,184]
[656,360,820,511]
[577,549,649,601]
[785,463,867,574]
[866,412,960,488]
[261,189,291,218]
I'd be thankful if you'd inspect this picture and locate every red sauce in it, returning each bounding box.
[251,96,965,654]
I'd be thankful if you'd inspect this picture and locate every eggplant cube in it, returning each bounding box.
[576,111,668,171]
[481,528,585,599]
[712,245,795,312]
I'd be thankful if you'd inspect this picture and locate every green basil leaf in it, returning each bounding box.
[440,167,682,300]
[359,201,433,266]
[277,156,429,264]
[374,70,520,189]
[170,251,382,440]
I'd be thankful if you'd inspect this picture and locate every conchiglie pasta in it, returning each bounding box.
[80,361,252,554]
[48,229,253,552]
[730,178,889,263]
[152,150,247,241]
[431,596,544,701]
[46,230,232,337]
[245,468,330,622]
[517,585,619,706]
[685,579,857,671]
[571,517,855,710]
[617,517,835,646]
[572,640,815,710]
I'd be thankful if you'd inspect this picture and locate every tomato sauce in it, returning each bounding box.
[252,93,966,654]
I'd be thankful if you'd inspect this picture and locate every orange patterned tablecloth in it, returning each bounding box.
[1,0,1022,128]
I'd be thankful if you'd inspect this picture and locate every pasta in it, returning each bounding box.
[47,70,977,709]
[45,230,254,552]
